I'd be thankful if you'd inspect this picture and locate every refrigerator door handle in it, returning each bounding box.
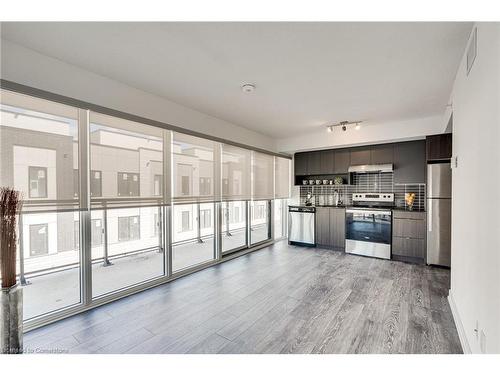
[428,199,432,232]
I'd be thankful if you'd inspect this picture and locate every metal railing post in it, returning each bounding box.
[197,203,203,243]
[102,205,112,267]
[18,213,29,285]
[158,205,164,253]
[225,203,231,236]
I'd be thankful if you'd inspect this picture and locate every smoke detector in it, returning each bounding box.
[241,84,256,93]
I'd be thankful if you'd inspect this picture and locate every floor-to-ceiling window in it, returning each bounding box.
[88,112,166,298]
[274,156,291,240]
[171,133,216,272]
[250,151,274,245]
[0,89,82,320]
[221,144,251,254]
[0,86,291,327]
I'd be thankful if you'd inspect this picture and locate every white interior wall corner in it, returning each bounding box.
[448,22,500,354]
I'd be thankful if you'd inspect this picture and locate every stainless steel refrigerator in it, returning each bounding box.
[427,162,452,267]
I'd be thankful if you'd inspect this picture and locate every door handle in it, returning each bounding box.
[428,201,432,232]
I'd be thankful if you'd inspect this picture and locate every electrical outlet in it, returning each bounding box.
[480,330,486,353]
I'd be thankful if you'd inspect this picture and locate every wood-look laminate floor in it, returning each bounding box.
[24,241,462,354]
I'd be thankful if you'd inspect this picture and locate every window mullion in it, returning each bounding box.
[78,108,92,305]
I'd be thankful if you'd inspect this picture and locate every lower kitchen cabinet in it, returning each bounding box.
[392,237,425,259]
[392,210,426,263]
[315,207,345,250]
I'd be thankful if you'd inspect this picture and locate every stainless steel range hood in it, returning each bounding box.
[348,164,393,173]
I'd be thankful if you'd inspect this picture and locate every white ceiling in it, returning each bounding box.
[1,22,472,138]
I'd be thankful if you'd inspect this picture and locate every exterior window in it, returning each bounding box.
[91,219,103,247]
[181,211,191,232]
[117,172,140,197]
[29,224,49,257]
[252,204,265,220]
[222,178,229,195]
[200,209,211,229]
[230,206,240,224]
[28,166,48,198]
[181,175,190,195]
[153,174,163,196]
[75,219,103,247]
[74,221,80,250]
[90,170,102,197]
[200,177,212,195]
[73,169,79,197]
[153,213,159,236]
[118,216,140,242]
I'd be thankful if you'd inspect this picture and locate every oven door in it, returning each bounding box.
[345,209,392,259]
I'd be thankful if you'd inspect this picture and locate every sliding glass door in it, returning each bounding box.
[88,112,167,298]
[171,202,215,272]
[250,200,271,245]
[221,144,251,254]
[91,206,165,297]
[171,133,217,272]
[221,201,248,254]
[274,157,291,240]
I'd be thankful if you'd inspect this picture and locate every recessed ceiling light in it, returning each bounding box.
[355,123,361,130]
[241,84,256,93]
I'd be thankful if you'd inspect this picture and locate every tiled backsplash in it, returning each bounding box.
[299,172,426,211]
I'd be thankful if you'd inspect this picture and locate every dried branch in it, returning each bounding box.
[0,187,23,288]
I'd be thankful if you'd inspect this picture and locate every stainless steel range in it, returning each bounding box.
[345,193,394,260]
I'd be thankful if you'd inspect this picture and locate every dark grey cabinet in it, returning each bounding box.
[294,153,308,176]
[334,149,350,174]
[392,210,426,262]
[320,150,335,174]
[315,207,345,249]
[315,208,331,246]
[392,237,425,259]
[371,144,394,164]
[350,147,371,166]
[330,208,346,249]
[426,133,452,161]
[307,151,322,175]
[293,140,425,185]
[393,140,426,184]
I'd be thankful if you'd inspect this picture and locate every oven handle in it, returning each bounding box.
[346,209,392,216]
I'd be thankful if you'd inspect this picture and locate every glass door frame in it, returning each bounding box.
[220,200,250,257]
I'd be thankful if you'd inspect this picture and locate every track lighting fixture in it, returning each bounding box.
[326,121,362,133]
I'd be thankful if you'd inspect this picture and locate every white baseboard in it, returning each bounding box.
[448,290,471,354]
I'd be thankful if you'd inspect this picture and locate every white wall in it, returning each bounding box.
[448,23,500,354]
[0,39,276,151]
[276,115,443,153]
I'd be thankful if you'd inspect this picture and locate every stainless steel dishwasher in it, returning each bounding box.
[288,206,316,247]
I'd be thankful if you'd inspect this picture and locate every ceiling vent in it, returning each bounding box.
[466,27,477,76]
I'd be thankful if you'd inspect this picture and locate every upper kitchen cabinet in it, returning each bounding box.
[371,144,394,164]
[349,147,371,166]
[334,149,350,174]
[426,133,452,161]
[307,151,322,175]
[320,150,335,174]
[393,140,426,184]
[294,152,308,176]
